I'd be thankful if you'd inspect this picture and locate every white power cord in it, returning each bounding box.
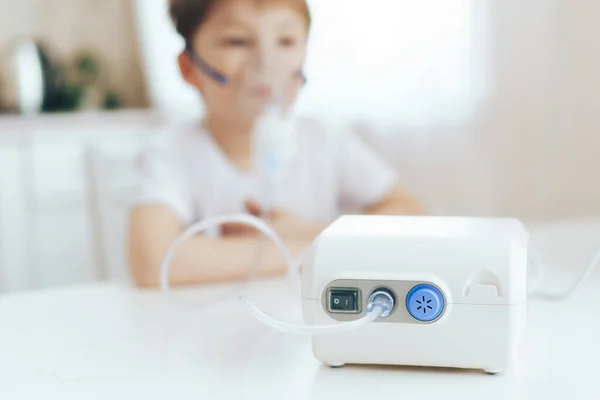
[528,247,600,301]
[527,249,547,295]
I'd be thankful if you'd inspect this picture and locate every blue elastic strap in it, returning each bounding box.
[186,44,229,86]
[185,44,308,86]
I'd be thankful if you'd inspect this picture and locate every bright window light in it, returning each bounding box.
[296,0,489,127]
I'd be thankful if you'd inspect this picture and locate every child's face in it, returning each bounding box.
[179,0,309,121]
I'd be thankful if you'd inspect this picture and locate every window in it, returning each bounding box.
[295,0,488,127]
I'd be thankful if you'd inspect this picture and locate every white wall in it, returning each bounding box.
[358,0,600,220]
[549,0,600,218]
[477,0,600,219]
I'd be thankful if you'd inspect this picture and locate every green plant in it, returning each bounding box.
[43,51,121,112]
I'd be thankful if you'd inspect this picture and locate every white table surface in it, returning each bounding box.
[1,218,600,400]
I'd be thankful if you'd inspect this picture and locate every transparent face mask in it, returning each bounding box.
[186,40,305,115]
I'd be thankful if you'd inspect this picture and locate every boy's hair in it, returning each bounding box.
[169,0,312,44]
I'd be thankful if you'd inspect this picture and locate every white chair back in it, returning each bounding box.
[85,143,145,284]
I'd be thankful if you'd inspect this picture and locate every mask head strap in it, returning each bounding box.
[185,43,229,86]
[185,43,308,86]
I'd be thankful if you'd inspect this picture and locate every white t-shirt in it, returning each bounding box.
[132,117,398,228]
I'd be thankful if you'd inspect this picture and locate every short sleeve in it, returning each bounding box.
[130,137,196,226]
[334,128,398,211]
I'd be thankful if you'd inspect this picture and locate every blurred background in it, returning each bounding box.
[0,0,598,293]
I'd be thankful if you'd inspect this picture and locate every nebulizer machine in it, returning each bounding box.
[160,43,600,374]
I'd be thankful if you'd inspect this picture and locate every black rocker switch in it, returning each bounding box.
[328,289,359,313]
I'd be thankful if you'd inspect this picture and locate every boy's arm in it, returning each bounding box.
[128,205,311,287]
[363,184,427,216]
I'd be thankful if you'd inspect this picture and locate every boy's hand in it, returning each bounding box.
[267,208,325,241]
[220,200,327,242]
[219,200,263,236]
